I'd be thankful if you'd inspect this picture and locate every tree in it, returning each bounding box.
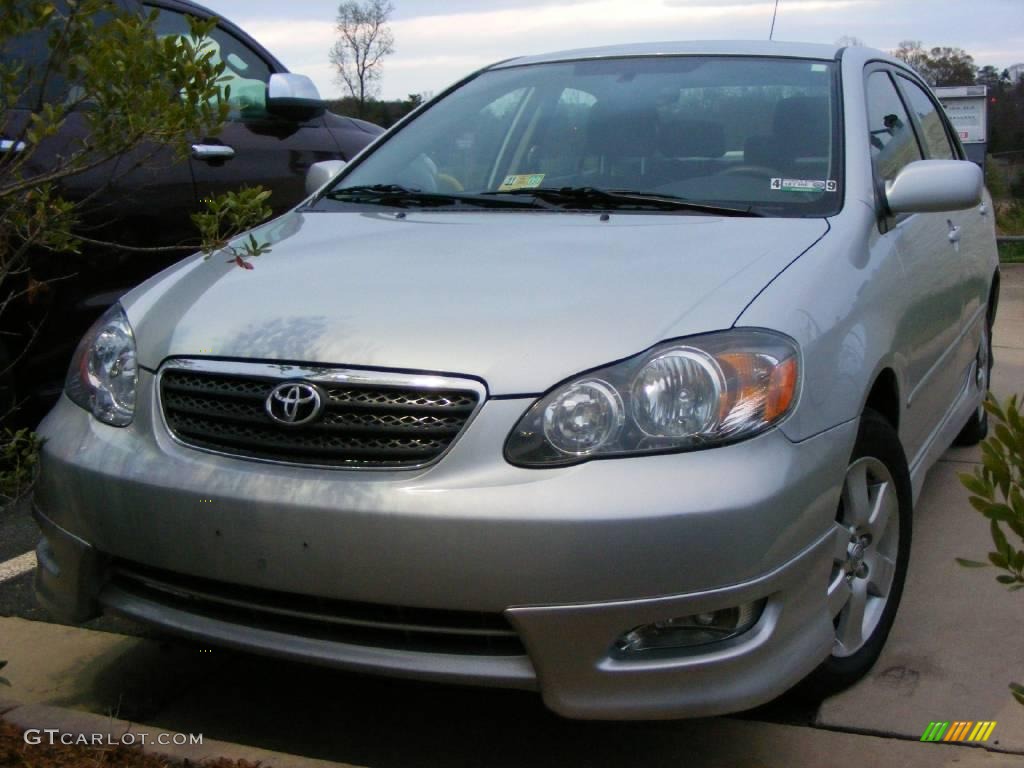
[891,41,976,86]
[329,0,395,117]
[926,46,976,86]
[893,40,931,76]
[835,35,865,48]
[976,65,1005,90]
[0,0,271,499]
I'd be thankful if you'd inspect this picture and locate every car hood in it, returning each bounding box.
[124,210,828,395]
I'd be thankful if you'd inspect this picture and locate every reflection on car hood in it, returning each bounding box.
[123,210,828,394]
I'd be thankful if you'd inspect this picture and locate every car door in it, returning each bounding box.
[148,6,344,219]
[895,74,994,369]
[865,67,964,461]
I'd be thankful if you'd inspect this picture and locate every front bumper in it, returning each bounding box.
[34,372,857,719]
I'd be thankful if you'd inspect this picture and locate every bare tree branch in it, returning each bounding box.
[329,0,394,116]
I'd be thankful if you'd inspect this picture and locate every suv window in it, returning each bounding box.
[897,76,956,160]
[2,1,112,108]
[865,70,922,183]
[152,8,272,120]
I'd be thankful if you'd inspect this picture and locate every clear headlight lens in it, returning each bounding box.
[505,329,799,467]
[630,348,725,438]
[65,303,138,427]
[543,379,624,455]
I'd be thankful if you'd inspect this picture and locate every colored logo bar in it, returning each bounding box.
[921,721,997,742]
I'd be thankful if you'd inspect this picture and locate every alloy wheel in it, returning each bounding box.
[827,456,901,658]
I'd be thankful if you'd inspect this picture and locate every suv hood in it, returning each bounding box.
[124,210,827,395]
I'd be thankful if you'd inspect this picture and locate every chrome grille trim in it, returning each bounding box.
[156,359,487,470]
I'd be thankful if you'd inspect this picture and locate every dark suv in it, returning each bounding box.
[0,0,382,425]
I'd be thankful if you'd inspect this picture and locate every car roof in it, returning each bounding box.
[492,40,846,69]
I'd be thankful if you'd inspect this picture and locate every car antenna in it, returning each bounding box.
[769,0,780,40]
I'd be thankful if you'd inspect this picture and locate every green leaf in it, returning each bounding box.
[989,551,1008,569]
[960,473,990,498]
[1014,549,1024,573]
[955,558,989,568]
[992,520,1011,557]
[979,501,1016,522]
[996,574,1017,584]
[968,496,990,514]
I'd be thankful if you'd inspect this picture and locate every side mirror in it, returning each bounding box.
[885,159,982,214]
[305,159,348,196]
[267,73,325,120]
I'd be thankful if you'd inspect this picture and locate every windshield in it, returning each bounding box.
[318,55,842,217]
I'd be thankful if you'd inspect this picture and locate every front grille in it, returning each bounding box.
[159,365,482,468]
[108,560,525,657]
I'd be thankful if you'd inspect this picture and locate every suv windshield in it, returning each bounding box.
[319,55,841,217]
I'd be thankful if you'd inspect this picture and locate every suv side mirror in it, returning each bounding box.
[267,73,326,120]
[885,159,982,214]
[306,160,348,196]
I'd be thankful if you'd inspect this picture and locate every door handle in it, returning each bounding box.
[191,143,235,161]
[0,139,26,153]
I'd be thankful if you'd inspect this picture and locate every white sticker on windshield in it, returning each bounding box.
[770,178,837,193]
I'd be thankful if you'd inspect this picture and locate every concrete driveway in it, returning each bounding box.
[1,266,1023,767]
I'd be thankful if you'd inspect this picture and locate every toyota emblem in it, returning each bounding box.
[266,382,323,426]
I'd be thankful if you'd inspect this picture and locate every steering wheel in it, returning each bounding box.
[720,165,778,177]
[436,173,464,193]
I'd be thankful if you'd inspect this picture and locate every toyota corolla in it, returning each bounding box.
[33,41,998,719]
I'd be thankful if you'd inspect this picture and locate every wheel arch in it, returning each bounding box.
[863,367,900,432]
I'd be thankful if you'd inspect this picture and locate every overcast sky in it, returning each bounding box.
[198,0,1023,100]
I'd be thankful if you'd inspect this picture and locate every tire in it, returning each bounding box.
[798,409,913,700]
[953,318,992,446]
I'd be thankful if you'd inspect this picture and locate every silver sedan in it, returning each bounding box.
[33,40,998,719]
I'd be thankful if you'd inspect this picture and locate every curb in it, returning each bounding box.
[0,696,359,768]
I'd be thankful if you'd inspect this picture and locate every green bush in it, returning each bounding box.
[0,428,44,504]
[957,395,1024,705]
[996,200,1024,236]
[1000,241,1024,263]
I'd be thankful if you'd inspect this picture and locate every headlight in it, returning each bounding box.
[65,303,138,426]
[505,329,799,467]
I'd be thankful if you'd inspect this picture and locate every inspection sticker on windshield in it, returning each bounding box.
[770,178,837,193]
[499,173,545,191]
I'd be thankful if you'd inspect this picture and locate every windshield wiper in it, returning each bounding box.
[482,186,762,217]
[324,184,549,210]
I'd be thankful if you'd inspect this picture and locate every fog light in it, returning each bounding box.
[615,600,765,653]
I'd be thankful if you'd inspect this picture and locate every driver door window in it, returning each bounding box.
[152,8,272,120]
[897,76,956,160]
[865,71,922,183]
